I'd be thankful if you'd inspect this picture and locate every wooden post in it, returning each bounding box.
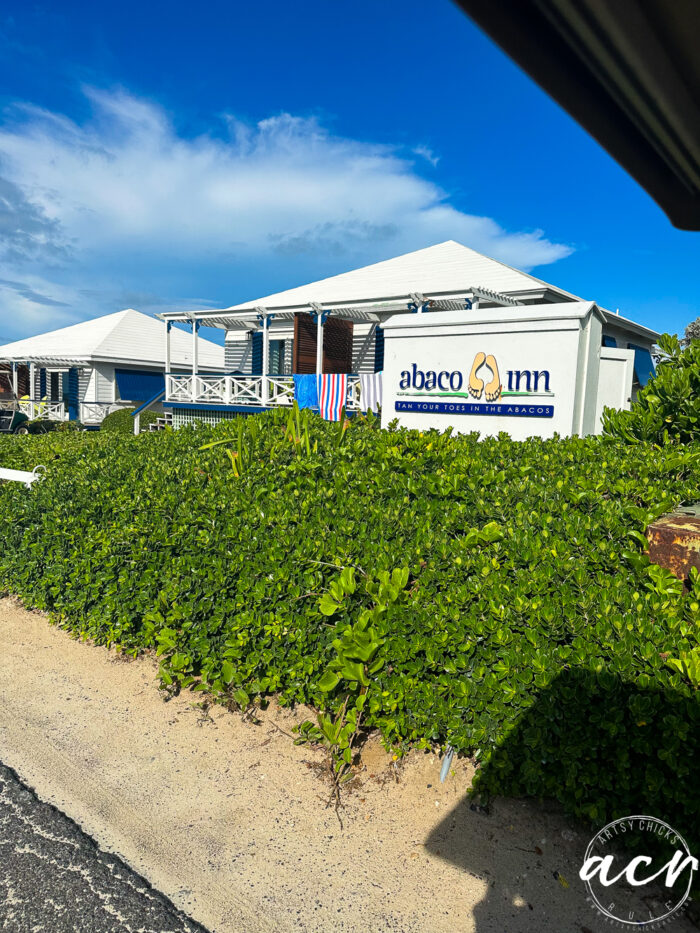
[29,362,36,420]
[191,319,199,402]
[261,313,270,406]
[165,321,171,374]
[11,362,18,397]
[316,313,323,376]
[164,320,172,403]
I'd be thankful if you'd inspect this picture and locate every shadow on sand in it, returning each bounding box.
[424,667,699,932]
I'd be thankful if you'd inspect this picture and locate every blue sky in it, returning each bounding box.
[0,0,698,344]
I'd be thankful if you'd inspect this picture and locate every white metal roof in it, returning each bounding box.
[227,240,581,311]
[158,240,581,329]
[598,309,660,342]
[0,309,225,369]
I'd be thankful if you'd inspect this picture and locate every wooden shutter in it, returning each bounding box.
[293,314,319,373]
[374,325,385,372]
[293,315,354,373]
[323,318,354,373]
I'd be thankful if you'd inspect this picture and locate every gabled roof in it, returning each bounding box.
[227,240,580,311]
[0,309,224,369]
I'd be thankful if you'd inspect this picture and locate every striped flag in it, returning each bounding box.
[317,373,348,421]
[359,372,383,413]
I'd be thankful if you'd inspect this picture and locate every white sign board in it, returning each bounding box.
[381,302,605,440]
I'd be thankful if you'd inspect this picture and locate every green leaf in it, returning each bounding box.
[317,670,341,692]
[319,594,341,616]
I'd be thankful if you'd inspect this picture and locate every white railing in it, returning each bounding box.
[267,376,295,406]
[347,376,361,412]
[166,374,363,411]
[17,400,68,421]
[79,401,131,424]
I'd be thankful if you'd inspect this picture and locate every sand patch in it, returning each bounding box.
[0,598,695,933]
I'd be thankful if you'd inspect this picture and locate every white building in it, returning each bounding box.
[157,240,658,437]
[0,308,224,425]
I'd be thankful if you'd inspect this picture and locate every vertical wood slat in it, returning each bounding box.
[293,315,354,374]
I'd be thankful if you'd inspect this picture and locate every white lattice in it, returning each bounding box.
[80,401,130,424]
[171,408,240,429]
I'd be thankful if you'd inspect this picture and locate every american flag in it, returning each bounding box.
[317,373,348,421]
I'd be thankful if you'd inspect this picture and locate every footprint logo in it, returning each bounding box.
[468,351,486,399]
[484,354,502,401]
[468,352,502,401]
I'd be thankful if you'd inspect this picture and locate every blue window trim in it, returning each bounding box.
[628,343,656,386]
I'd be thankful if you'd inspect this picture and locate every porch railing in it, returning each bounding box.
[79,401,132,424]
[166,374,362,411]
[17,400,68,421]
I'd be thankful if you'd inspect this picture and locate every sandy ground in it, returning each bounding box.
[0,597,696,933]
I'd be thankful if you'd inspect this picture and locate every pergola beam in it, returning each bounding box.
[156,285,523,329]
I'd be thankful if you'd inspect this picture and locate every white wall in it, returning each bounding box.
[352,322,378,373]
[594,348,635,433]
[225,333,253,373]
[92,363,115,402]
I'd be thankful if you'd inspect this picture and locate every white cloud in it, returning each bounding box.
[0,88,573,338]
[413,144,440,167]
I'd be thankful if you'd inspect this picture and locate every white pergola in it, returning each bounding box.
[0,356,89,420]
[157,285,522,404]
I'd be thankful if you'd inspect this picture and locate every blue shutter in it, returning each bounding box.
[251,332,263,375]
[67,368,79,421]
[39,368,46,398]
[115,369,165,400]
[629,344,656,386]
[602,335,617,347]
[374,326,385,372]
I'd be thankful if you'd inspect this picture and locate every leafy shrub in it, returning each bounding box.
[0,413,699,846]
[27,418,59,435]
[100,407,158,434]
[603,334,700,443]
[27,418,84,435]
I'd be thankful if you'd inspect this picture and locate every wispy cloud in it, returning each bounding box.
[0,276,69,306]
[0,174,71,264]
[0,87,573,339]
[413,145,440,167]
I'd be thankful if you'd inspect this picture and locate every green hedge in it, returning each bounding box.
[27,418,84,435]
[100,407,158,434]
[0,412,698,842]
[603,333,700,443]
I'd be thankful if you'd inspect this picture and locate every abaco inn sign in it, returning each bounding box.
[381,300,652,441]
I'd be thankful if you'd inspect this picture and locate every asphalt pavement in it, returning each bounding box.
[0,761,209,933]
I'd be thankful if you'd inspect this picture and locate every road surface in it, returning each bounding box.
[0,761,208,933]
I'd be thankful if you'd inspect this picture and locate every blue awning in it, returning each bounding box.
[115,369,164,401]
[628,344,656,387]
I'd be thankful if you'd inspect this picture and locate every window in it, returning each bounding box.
[628,344,655,386]
[269,340,285,374]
